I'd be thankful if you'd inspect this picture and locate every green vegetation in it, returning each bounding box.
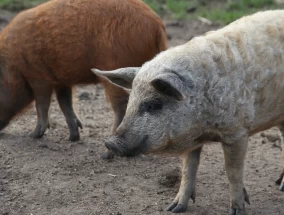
[0,0,280,24]
[0,0,47,11]
[200,0,278,24]
[166,0,194,19]
[142,0,278,24]
[144,0,161,14]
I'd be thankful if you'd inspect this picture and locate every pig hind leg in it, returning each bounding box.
[100,81,129,160]
[29,84,53,139]
[167,147,202,213]
[276,123,284,191]
[55,86,82,141]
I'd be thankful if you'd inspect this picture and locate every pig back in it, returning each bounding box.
[203,10,284,133]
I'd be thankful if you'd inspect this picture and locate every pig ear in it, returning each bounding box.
[151,74,186,101]
[91,67,140,89]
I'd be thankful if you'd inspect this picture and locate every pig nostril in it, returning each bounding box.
[105,141,120,154]
[105,142,112,151]
[104,139,126,157]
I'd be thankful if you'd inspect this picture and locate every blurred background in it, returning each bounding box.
[0,0,284,24]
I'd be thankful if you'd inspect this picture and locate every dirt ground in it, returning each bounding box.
[0,9,283,215]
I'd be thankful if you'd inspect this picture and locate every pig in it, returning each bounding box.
[92,10,284,214]
[0,0,167,158]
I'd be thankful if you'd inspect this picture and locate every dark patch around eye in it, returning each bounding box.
[139,99,163,115]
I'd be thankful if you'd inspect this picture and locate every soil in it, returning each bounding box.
[0,10,283,215]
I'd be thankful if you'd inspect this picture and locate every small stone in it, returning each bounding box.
[266,134,280,142]
[38,143,48,148]
[260,133,280,142]
[78,92,91,100]
[272,143,282,149]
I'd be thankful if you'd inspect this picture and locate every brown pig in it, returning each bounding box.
[0,0,167,156]
[92,10,284,214]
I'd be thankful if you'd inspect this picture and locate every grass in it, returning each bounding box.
[201,0,278,24]
[143,0,162,14]
[142,0,278,24]
[0,0,280,24]
[166,0,194,19]
[0,0,47,11]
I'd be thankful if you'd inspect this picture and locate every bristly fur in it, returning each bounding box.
[0,0,167,138]
[97,10,284,212]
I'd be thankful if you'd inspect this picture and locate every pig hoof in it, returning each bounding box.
[69,135,80,142]
[29,127,46,139]
[30,132,44,139]
[100,151,115,160]
[68,119,82,141]
[77,119,83,129]
[229,208,247,215]
[243,188,250,205]
[171,204,187,213]
[69,134,80,141]
[280,183,284,191]
[276,172,284,185]
[167,202,178,211]
[167,203,187,213]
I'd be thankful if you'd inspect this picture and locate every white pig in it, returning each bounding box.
[92,10,284,214]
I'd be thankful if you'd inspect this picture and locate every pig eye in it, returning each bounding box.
[142,100,163,113]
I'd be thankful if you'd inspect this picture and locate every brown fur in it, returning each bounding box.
[0,0,167,140]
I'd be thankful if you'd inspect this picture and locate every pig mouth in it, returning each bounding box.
[105,135,149,157]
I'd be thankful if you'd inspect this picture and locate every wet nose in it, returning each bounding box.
[105,136,126,157]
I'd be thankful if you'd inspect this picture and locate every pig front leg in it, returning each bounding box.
[276,123,284,191]
[282,137,284,191]
[55,86,82,141]
[222,137,250,215]
[29,84,53,139]
[167,147,202,213]
[276,171,284,191]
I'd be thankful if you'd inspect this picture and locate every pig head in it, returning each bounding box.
[91,45,219,157]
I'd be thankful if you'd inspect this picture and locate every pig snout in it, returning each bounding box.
[105,136,129,157]
[105,135,149,157]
